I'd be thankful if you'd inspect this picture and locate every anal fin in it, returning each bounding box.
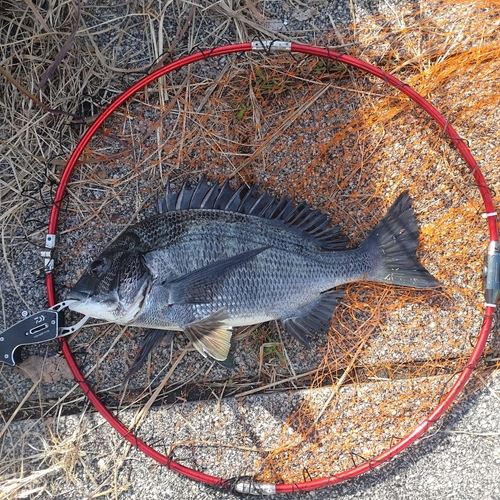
[183,311,233,363]
[281,290,345,346]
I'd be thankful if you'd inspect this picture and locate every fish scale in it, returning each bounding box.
[67,177,439,377]
[138,223,354,319]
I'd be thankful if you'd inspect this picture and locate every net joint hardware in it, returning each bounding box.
[234,480,277,495]
[251,40,292,52]
[483,241,500,306]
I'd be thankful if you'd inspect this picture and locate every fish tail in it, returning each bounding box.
[361,191,440,288]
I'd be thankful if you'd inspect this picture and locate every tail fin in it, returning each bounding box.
[361,191,440,288]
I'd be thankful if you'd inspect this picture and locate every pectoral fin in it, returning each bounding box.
[183,311,233,363]
[166,246,269,304]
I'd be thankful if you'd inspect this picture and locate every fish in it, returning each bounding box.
[66,177,439,379]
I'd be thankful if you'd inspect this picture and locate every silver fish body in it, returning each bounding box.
[67,178,439,373]
[132,210,370,327]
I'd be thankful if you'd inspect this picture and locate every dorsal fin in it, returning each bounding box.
[176,178,194,210]
[160,177,350,251]
[213,180,234,210]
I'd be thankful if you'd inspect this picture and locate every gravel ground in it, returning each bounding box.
[3,371,499,499]
[122,371,500,500]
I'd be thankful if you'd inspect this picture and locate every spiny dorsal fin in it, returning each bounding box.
[160,177,350,251]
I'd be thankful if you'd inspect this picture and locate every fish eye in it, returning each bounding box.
[89,258,108,277]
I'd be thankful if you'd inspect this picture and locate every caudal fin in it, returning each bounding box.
[361,191,440,288]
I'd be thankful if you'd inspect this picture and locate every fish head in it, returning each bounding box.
[66,250,151,323]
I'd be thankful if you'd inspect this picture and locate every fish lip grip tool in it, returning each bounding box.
[0,301,88,366]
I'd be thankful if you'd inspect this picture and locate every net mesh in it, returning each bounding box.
[52,0,500,483]
[2,0,499,489]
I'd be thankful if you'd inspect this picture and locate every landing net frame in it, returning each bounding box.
[44,42,498,494]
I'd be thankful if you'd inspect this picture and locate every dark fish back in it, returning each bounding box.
[156,177,350,251]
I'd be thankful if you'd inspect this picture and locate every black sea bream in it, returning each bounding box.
[67,178,439,378]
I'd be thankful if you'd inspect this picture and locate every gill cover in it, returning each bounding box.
[67,250,151,323]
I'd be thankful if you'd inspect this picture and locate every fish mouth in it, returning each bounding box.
[66,289,91,301]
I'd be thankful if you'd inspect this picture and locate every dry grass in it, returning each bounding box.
[1,0,500,496]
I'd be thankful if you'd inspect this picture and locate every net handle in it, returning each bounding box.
[45,42,498,493]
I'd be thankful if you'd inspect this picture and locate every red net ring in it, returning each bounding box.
[45,42,498,493]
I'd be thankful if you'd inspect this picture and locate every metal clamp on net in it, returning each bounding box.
[0,301,89,366]
[483,241,500,307]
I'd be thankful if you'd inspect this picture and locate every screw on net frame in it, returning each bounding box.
[44,41,499,495]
